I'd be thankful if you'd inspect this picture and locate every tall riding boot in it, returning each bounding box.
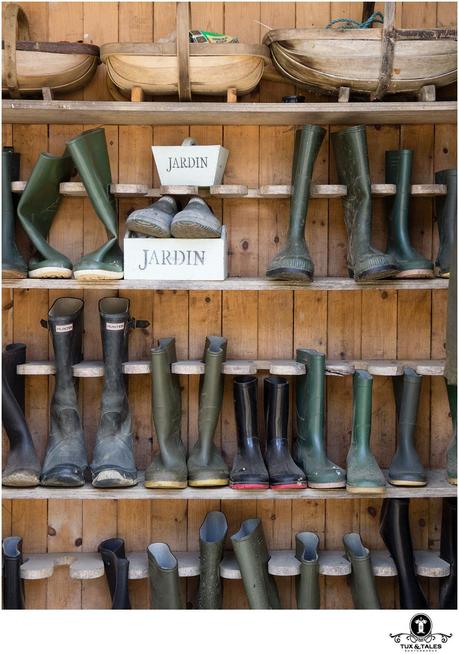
[294,349,346,488]
[266,124,325,281]
[144,338,187,488]
[264,376,307,489]
[40,298,88,487]
[2,536,24,609]
[231,518,281,609]
[98,538,131,609]
[230,376,269,490]
[388,369,426,486]
[332,125,399,281]
[2,343,40,487]
[439,498,457,610]
[385,150,433,278]
[126,196,179,238]
[346,370,386,494]
[343,533,381,609]
[445,381,457,485]
[434,168,457,278]
[147,543,184,609]
[17,151,74,278]
[198,511,228,609]
[295,532,320,609]
[66,128,123,280]
[379,498,428,609]
[187,336,228,487]
[2,147,27,278]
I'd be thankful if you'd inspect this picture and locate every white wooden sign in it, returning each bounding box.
[152,138,229,186]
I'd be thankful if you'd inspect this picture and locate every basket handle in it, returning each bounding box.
[176,2,191,101]
[371,1,396,100]
[181,137,197,146]
[4,3,31,98]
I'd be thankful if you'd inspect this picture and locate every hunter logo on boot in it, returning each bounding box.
[55,324,73,333]
[106,322,124,331]
[390,614,453,649]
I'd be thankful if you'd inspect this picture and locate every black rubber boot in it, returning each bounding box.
[295,532,320,609]
[446,381,457,485]
[439,498,457,610]
[2,536,24,609]
[435,168,457,278]
[2,147,27,278]
[198,511,228,609]
[343,532,381,609]
[147,543,184,609]
[98,538,131,609]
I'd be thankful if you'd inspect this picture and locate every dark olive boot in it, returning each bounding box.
[126,196,178,238]
[40,298,88,487]
[230,376,269,490]
[445,381,457,485]
[439,498,457,610]
[147,543,184,609]
[188,336,228,487]
[343,533,381,609]
[2,343,40,487]
[295,532,320,609]
[346,370,386,494]
[266,124,325,281]
[379,498,428,609]
[435,169,457,278]
[144,338,187,488]
[2,147,27,278]
[385,150,433,278]
[2,536,24,609]
[332,125,399,281]
[198,511,228,609]
[171,197,222,238]
[388,369,426,486]
[231,518,281,609]
[294,349,346,488]
[264,376,307,489]
[98,538,131,609]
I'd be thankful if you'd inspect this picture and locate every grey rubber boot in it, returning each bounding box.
[147,543,184,609]
[171,197,222,238]
[295,532,320,609]
[343,532,381,609]
[198,511,228,609]
[126,196,178,238]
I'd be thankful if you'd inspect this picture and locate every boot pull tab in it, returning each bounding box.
[129,318,150,330]
[40,319,48,329]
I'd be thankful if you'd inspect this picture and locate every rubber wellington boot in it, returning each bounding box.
[445,381,457,485]
[332,125,399,281]
[2,536,24,609]
[266,124,325,281]
[385,150,434,278]
[379,498,428,609]
[171,197,222,238]
[343,533,381,609]
[198,511,228,609]
[294,349,346,488]
[388,369,426,486]
[264,376,307,489]
[2,147,27,278]
[66,128,123,280]
[231,518,281,609]
[147,543,184,609]
[295,532,320,609]
[145,338,187,488]
[98,538,131,609]
[40,298,88,487]
[188,336,228,487]
[434,169,457,278]
[17,151,74,278]
[230,376,269,490]
[2,343,40,487]
[439,498,457,610]
[126,196,178,238]
[346,370,386,494]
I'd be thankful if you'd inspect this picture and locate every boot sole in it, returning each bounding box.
[74,270,124,280]
[92,470,138,488]
[126,222,171,238]
[394,269,434,279]
[448,477,457,485]
[29,266,72,279]
[144,480,188,489]
[188,479,229,487]
[353,266,400,282]
[2,471,40,487]
[308,481,346,489]
[230,482,269,490]
[435,267,450,279]
[346,484,385,494]
[171,221,221,239]
[270,482,308,490]
[388,478,427,487]
[266,268,313,282]
[2,269,27,279]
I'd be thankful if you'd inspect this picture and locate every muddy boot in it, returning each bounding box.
[188,336,228,487]
[388,369,426,487]
[385,150,433,278]
[198,511,228,609]
[171,197,221,238]
[2,147,27,278]
[230,376,269,490]
[2,536,24,609]
[295,532,320,609]
[264,376,307,490]
[98,538,131,609]
[144,338,187,488]
[40,298,88,487]
[2,343,40,487]
[439,498,457,610]
[346,370,386,494]
[445,381,457,485]
[126,196,178,238]
[435,169,457,278]
[332,125,399,281]
[294,349,346,488]
[231,518,281,609]
[66,128,123,280]
[266,125,325,281]
[147,543,184,609]
[343,533,380,609]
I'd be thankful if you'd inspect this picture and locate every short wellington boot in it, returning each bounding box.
[147,543,184,609]
[231,518,281,609]
[343,533,381,609]
[379,498,428,609]
[188,336,228,487]
[439,498,457,610]
[2,536,24,609]
[264,376,307,489]
[126,196,178,238]
[266,124,325,281]
[346,371,386,494]
[385,150,433,278]
[2,343,40,487]
[435,169,457,278]
[98,538,131,609]
[445,381,457,485]
[171,197,222,238]
[17,151,74,278]
[230,376,269,490]
[388,369,426,486]
[198,511,228,609]
[145,338,187,488]
[332,125,399,281]
[2,147,27,278]
[295,532,320,609]
[294,349,346,488]
[66,128,123,280]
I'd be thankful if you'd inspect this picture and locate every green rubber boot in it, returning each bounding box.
[147,543,184,609]
[198,511,228,609]
[294,349,346,488]
[446,381,457,485]
[2,147,27,278]
[435,169,457,278]
[343,532,381,609]
[295,532,320,609]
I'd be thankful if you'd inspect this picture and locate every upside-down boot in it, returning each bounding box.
[439,497,457,610]
[295,532,320,609]
[198,511,228,609]
[126,196,179,238]
[98,538,131,609]
[445,381,457,485]
[2,147,27,278]
[434,168,457,278]
[343,533,381,609]
[147,543,184,609]
[2,536,24,609]
[171,197,222,238]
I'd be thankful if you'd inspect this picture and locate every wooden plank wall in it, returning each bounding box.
[1,2,456,609]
